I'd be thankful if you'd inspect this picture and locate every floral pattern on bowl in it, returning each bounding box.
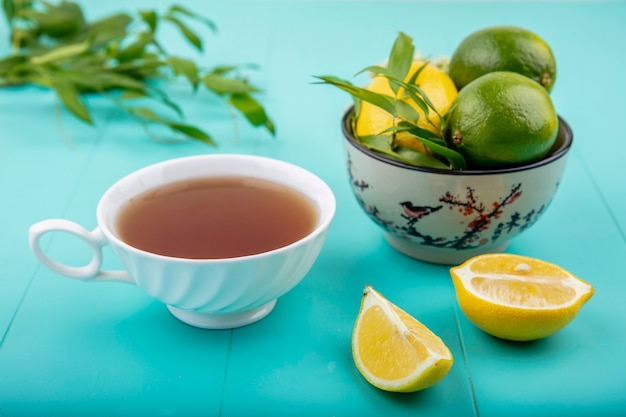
[342,109,573,265]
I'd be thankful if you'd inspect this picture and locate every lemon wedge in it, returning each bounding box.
[352,285,453,392]
[450,253,594,341]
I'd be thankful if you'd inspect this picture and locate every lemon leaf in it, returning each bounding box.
[1,0,274,145]
[3,0,14,23]
[88,13,133,47]
[116,32,153,62]
[382,72,440,120]
[202,73,259,95]
[357,134,392,151]
[129,106,162,122]
[228,93,276,135]
[51,81,93,124]
[88,72,151,92]
[139,10,158,32]
[126,107,215,144]
[381,122,441,141]
[415,136,466,169]
[403,86,431,120]
[168,122,215,145]
[167,56,199,88]
[163,15,202,51]
[314,75,398,115]
[357,65,406,95]
[119,89,183,119]
[393,99,420,122]
[355,64,389,78]
[30,39,90,65]
[359,135,448,169]
[315,32,466,170]
[387,31,414,95]
[383,122,466,169]
[166,4,217,32]
[404,82,441,119]
[394,146,450,169]
[406,61,429,85]
[209,65,239,75]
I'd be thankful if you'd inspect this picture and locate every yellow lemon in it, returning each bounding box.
[450,254,594,341]
[352,285,453,392]
[355,61,458,154]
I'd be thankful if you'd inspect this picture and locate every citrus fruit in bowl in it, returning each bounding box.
[355,60,458,155]
[449,25,556,92]
[320,29,572,264]
[446,71,559,169]
[341,107,573,265]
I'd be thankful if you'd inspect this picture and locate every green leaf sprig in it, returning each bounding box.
[315,32,465,170]
[0,0,275,144]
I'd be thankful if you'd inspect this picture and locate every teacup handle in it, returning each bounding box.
[28,219,135,284]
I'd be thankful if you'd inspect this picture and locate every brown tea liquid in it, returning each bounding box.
[116,176,318,259]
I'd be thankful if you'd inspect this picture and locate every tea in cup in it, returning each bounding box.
[29,154,336,329]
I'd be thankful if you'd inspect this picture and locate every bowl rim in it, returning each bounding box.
[341,106,573,176]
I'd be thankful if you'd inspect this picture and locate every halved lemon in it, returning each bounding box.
[450,254,594,341]
[352,285,453,392]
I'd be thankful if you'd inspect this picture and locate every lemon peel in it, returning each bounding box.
[352,285,453,392]
[451,254,594,341]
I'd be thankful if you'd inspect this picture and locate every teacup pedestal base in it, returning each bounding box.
[167,299,277,329]
[384,233,510,265]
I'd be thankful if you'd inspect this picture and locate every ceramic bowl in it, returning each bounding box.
[341,108,573,265]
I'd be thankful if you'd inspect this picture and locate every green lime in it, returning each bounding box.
[449,26,556,92]
[445,71,559,169]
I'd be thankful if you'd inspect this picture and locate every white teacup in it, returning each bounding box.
[29,154,336,329]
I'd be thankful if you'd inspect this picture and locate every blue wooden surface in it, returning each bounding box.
[1,1,625,416]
